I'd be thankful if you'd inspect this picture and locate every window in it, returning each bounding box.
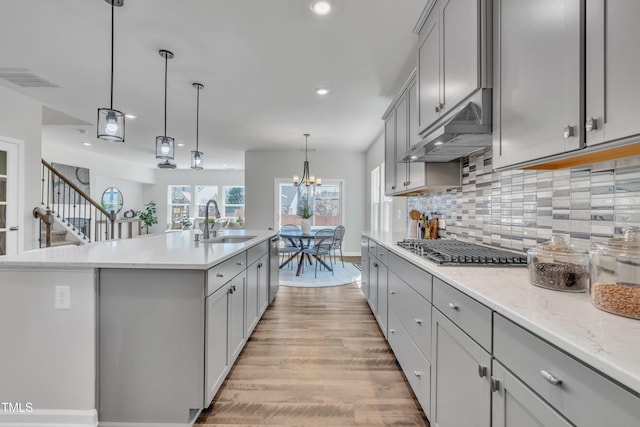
[276,180,343,229]
[167,185,243,224]
[370,163,392,232]
[223,186,245,218]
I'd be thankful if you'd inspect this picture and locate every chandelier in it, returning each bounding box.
[191,83,204,170]
[293,133,321,187]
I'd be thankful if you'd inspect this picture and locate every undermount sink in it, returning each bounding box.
[201,235,256,244]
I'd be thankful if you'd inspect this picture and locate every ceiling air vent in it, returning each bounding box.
[0,68,60,88]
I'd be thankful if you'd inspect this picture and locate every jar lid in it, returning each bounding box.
[530,234,584,256]
[592,226,640,255]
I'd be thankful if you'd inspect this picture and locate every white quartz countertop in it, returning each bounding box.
[0,230,277,270]
[363,231,640,395]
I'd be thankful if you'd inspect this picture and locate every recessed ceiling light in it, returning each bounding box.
[434,141,444,146]
[125,114,137,119]
[310,0,334,15]
[410,155,418,160]
[82,142,92,146]
[177,143,185,147]
[315,87,330,95]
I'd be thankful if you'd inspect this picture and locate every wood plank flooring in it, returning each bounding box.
[196,272,430,426]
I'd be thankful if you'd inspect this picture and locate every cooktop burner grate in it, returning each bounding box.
[396,239,528,266]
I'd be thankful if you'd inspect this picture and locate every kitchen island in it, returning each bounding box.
[0,229,278,427]
[362,231,640,427]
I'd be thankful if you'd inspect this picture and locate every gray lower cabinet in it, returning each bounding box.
[430,308,491,427]
[491,360,572,427]
[367,255,378,314]
[369,245,388,337]
[493,0,583,169]
[205,282,231,406]
[246,254,268,336]
[360,237,370,299]
[228,273,246,364]
[375,261,388,338]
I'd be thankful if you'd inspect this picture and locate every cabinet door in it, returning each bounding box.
[228,273,246,364]
[586,0,640,146]
[258,255,269,316]
[441,0,479,114]
[375,262,388,338]
[494,0,583,169]
[368,256,378,315]
[431,309,491,427]
[407,80,426,191]
[246,261,259,336]
[384,111,397,195]
[395,91,408,191]
[491,361,572,427]
[205,283,230,405]
[418,9,441,134]
[360,238,370,299]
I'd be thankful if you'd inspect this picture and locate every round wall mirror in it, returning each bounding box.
[101,187,124,214]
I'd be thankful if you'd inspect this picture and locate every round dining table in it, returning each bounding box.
[278,229,333,276]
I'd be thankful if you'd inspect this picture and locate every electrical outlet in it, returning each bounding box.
[439,219,446,230]
[55,285,71,310]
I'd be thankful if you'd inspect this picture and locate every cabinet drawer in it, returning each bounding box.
[494,314,640,427]
[368,240,377,252]
[247,240,268,266]
[206,252,247,296]
[388,312,431,418]
[388,252,432,301]
[432,277,491,351]
[372,245,388,266]
[388,270,431,361]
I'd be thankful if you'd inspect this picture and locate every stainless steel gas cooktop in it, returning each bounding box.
[396,239,527,266]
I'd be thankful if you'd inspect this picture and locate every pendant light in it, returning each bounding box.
[191,83,204,170]
[293,133,322,187]
[97,0,125,142]
[155,49,175,160]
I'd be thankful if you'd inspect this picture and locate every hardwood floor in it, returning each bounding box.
[196,276,430,426]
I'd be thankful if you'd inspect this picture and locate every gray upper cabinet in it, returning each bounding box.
[586,0,640,147]
[384,109,397,195]
[395,90,409,190]
[493,0,584,169]
[417,0,491,137]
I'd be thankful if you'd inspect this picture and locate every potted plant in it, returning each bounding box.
[137,201,158,234]
[297,205,313,235]
[180,216,192,230]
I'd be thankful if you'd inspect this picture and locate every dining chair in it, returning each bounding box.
[331,225,346,267]
[279,224,301,268]
[302,228,335,277]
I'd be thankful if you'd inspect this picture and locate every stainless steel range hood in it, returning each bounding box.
[401,88,492,162]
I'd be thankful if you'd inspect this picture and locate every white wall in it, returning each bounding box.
[245,150,366,255]
[365,131,407,233]
[145,168,245,233]
[0,85,43,251]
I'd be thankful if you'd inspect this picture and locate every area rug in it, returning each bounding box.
[279,262,361,288]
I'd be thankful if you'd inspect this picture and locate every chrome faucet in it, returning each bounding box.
[203,199,221,240]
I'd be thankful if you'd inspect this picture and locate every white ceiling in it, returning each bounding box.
[0,0,426,170]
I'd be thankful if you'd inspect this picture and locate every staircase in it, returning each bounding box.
[34,160,117,248]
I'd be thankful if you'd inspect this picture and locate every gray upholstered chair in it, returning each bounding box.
[302,228,335,277]
[331,225,345,267]
[279,224,301,268]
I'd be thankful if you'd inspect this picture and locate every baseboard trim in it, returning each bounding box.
[0,409,97,426]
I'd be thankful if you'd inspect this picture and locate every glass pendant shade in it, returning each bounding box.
[155,135,175,159]
[191,150,203,170]
[97,108,125,142]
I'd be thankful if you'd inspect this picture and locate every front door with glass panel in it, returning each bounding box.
[0,139,18,256]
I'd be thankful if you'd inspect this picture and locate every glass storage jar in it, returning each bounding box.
[527,234,589,292]
[590,227,640,320]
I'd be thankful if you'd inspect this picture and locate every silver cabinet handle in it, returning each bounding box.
[374,262,378,268]
[216,273,224,278]
[9,226,19,231]
[448,302,459,310]
[414,371,422,378]
[541,370,562,385]
[390,291,396,295]
[391,185,396,190]
[478,365,487,378]
[434,103,443,113]
[228,287,234,294]
[563,125,575,139]
[390,329,396,334]
[586,117,597,132]
[232,285,237,292]
[414,318,423,325]
[236,261,244,266]
[490,378,500,392]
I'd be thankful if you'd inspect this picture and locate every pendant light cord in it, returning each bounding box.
[196,85,200,151]
[110,1,115,109]
[163,54,168,137]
